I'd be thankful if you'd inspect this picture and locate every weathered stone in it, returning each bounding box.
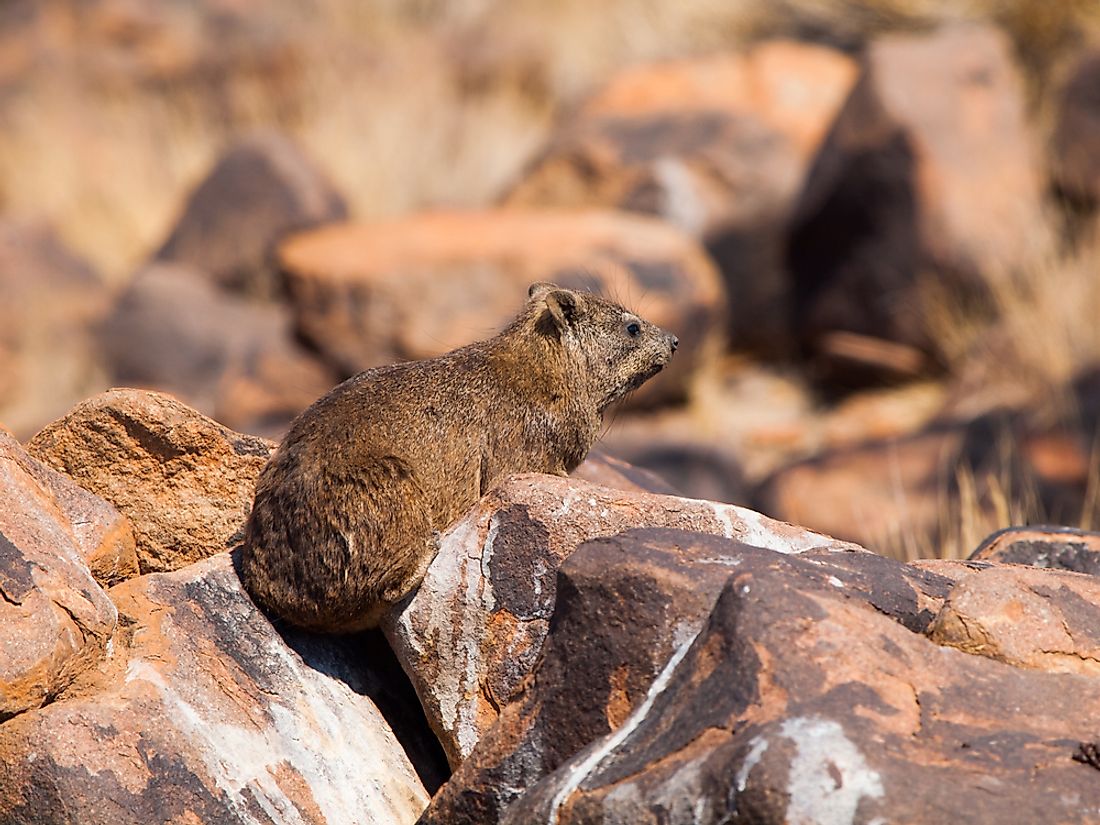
[930,563,1100,675]
[278,208,725,406]
[7,427,139,587]
[788,23,1050,384]
[0,219,109,438]
[1050,49,1100,206]
[569,448,678,495]
[502,533,1100,824]
[156,131,348,298]
[28,389,274,574]
[970,524,1100,575]
[506,42,858,352]
[0,430,117,720]
[0,552,430,824]
[103,262,335,438]
[421,529,947,825]
[505,42,858,353]
[384,474,860,766]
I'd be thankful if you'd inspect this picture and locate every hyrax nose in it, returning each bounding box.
[669,334,679,352]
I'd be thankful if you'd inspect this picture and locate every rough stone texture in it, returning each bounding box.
[0,219,110,438]
[103,262,335,438]
[569,449,679,495]
[504,42,858,352]
[277,208,725,406]
[6,428,139,587]
[156,131,348,298]
[501,534,1100,824]
[1050,49,1100,206]
[0,429,117,720]
[0,552,430,825]
[384,474,860,766]
[421,530,948,825]
[788,23,1049,383]
[930,564,1100,675]
[27,389,275,574]
[970,525,1100,575]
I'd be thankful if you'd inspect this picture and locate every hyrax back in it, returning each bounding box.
[240,283,678,632]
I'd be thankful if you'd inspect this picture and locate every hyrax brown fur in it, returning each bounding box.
[239,283,678,632]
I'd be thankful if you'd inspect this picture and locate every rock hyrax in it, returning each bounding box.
[240,282,678,632]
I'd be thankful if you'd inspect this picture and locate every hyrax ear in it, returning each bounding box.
[542,288,580,330]
[528,281,559,300]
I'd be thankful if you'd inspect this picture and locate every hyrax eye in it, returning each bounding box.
[625,321,641,338]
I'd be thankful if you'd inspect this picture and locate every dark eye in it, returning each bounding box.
[626,321,641,338]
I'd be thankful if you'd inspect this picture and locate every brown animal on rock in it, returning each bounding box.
[239,282,678,632]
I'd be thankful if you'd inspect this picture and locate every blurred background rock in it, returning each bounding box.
[3,0,1100,560]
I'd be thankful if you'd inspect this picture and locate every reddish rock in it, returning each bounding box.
[277,208,725,406]
[0,429,117,720]
[569,448,679,495]
[156,131,347,298]
[970,525,1100,575]
[103,262,335,438]
[788,23,1050,383]
[383,474,860,766]
[0,552,430,824]
[421,529,948,825]
[505,43,858,352]
[5,427,139,587]
[27,389,274,574]
[501,534,1100,824]
[1050,50,1100,206]
[0,219,109,438]
[930,564,1100,675]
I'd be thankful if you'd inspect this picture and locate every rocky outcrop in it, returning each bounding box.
[420,529,945,825]
[103,263,335,438]
[504,42,858,352]
[0,552,430,825]
[0,220,109,438]
[0,430,117,720]
[383,474,860,766]
[155,131,348,299]
[489,529,1100,824]
[277,208,725,406]
[788,23,1050,384]
[28,389,274,574]
[971,524,1100,574]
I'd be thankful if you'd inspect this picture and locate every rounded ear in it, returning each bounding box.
[528,281,560,300]
[543,288,579,329]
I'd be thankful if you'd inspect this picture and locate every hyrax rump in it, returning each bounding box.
[240,283,678,632]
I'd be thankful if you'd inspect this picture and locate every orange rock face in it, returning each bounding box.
[28,389,275,574]
[278,208,726,406]
[0,429,117,720]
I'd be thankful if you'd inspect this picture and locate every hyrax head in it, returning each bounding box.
[527,281,678,411]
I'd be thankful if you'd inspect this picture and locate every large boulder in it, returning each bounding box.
[383,474,860,766]
[504,42,858,352]
[421,529,948,825]
[103,262,335,438]
[0,430,117,720]
[499,532,1100,824]
[155,131,348,299]
[27,389,274,574]
[0,552,430,824]
[277,208,725,406]
[788,23,1050,384]
[0,219,110,438]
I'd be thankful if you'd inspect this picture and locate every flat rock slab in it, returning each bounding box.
[28,389,275,574]
[970,525,1100,575]
[0,552,429,825]
[421,529,950,825]
[501,534,1100,824]
[0,430,117,720]
[384,473,861,766]
[277,207,724,406]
